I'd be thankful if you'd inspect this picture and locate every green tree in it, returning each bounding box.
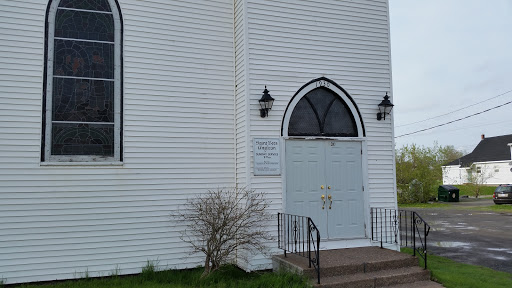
[396,143,463,203]
[438,145,464,165]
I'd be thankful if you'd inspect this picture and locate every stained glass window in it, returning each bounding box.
[53,39,114,79]
[52,78,114,122]
[58,0,112,12]
[52,123,114,156]
[44,0,121,162]
[55,9,114,42]
[288,88,357,137]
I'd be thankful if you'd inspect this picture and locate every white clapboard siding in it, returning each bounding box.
[242,0,395,269]
[0,0,234,284]
[1,0,397,283]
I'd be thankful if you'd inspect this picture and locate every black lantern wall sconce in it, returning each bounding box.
[259,86,275,118]
[377,92,394,120]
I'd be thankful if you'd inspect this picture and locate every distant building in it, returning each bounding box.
[442,134,512,185]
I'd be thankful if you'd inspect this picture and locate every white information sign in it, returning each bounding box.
[253,138,281,176]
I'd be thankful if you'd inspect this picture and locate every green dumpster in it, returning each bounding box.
[438,185,459,202]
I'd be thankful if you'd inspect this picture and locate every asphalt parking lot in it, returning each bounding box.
[407,198,512,274]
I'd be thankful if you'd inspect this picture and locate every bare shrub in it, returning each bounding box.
[173,187,274,277]
[466,166,494,198]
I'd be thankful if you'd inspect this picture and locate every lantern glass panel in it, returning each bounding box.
[266,99,274,110]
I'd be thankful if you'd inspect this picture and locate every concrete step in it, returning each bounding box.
[313,266,431,288]
[303,255,419,279]
[273,247,419,278]
[272,246,437,287]
[386,280,444,288]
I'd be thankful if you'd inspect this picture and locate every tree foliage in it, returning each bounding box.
[173,188,274,278]
[396,143,463,203]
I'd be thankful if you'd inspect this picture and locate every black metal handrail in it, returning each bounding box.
[277,213,320,284]
[371,208,431,269]
[410,211,430,269]
[370,208,399,247]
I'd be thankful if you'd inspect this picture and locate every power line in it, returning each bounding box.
[395,89,512,128]
[415,119,511,135]
[395,99,512,138]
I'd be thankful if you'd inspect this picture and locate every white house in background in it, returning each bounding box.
[0,0,397,284]
[443,134,512,185]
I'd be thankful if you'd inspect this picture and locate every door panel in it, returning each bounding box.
[326,141,365,239]
[285,140,327,238]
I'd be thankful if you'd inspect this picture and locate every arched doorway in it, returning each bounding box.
[283,78,366,240]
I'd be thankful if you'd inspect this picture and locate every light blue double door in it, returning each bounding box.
[285,140,365,240]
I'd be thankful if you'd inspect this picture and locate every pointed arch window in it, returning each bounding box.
[288,87,357,137]
[43,0,122,162]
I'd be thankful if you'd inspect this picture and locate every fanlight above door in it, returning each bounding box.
[288,87,357,137]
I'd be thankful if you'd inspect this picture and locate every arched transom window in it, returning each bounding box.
[43,0,122,162]
[288,87,357,137]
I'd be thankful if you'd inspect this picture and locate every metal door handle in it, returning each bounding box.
[321,194,325,209]
[328,186,331,190]
[321,185,324,189]
[328,194,332,209]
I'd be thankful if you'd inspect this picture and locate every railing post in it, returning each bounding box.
[285,214,288,257]
[412,212,416,257]
[302,217,305,257]
[385,209,389,244]
[307,218,311,268]
[424,222,428,269]
[393,210,398,244]
[278,213,281,250]
[380,209,383,248]
[404,211,408,246]
[370,208,374,241]
[293,215,296,253]
[316,226,320,285]
[287,214,290,256]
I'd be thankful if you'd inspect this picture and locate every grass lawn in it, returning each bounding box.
[12,265,311,288]
[399,202,512,213]
[402,248,512,288]
[398,202,451,209]
[455,185,496,197]
[477,204,512,212]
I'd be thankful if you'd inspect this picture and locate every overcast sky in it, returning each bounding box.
[389,0,512,153]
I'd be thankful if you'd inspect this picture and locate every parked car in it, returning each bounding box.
[493,184,512,204]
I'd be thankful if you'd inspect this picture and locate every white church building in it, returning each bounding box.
[0,0,397,284]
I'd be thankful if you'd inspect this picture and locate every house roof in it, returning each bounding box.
[447,134,512,167]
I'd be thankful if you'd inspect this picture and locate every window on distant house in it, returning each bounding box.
[476,166,481,173]
[42,0,122,162]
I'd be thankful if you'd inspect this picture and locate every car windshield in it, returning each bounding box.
[496,186,512,192]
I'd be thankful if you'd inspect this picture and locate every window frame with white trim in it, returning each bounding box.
[42,0,122,163]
